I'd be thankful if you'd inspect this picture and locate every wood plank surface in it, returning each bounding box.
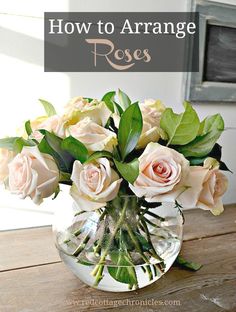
[0,232,236,312]
[0,205,236,312]
[183,204,236,240]
[0,226,60,272]
[0,205,235,272]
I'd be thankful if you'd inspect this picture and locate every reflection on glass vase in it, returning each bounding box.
[53,195,183,292]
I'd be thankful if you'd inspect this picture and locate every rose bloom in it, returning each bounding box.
[70,158,122,211]
[8,146,59,205]
[137,99,166,148]
[178,158,228,215]
[64,97,111,127]
[31,115,66,141]
[129,142,190,202]
[67,117,117,153]
[0,148,14,183]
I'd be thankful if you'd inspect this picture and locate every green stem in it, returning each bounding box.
[74,210,87,217]
[141,216,161,229]
[139,219,163,262]
[91,197,129,280]
[140,208,165,221]
[93,265,105,287]
[125,223,150,264]
[72,232,91,257]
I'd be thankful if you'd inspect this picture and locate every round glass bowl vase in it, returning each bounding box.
[53,196,183,292]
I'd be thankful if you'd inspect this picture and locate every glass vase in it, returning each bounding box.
[53,195,183,292]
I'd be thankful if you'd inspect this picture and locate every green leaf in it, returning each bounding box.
[108,251,137,286]
[25,120,33,136]
[102,91,115,113]
[0,137,20,150]
[118,89,131,110]
[61,136,88,163]
[102,91,123,116]
[84,97,93,103]
[108,233,138,287]
[175,256,202,271]
[160,101,200,146]
[199,114,224,135]
[39,99,57,117]
[114,158,139,184]
[14,138,35,152]
[38,130,74,173]
[118,102,143,160]
[85,151,113,164]
[0,137,35,152]
[178,129,222,158]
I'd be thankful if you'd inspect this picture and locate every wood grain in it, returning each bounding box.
[0,205,236,312]
[0,226,60,272]
[183,204,236,241]
[0,205,235,272]
[0,232,236,312]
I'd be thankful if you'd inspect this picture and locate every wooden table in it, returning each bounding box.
[1,205,236,312]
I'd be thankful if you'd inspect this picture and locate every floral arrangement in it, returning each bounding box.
[0,90,229,290]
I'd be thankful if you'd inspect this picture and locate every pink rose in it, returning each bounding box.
[67,117,117,153]
[129,142,190,202]
[70,158,122,211]
[178,160,228,215]
[8,146,59,205]
[31,115,66,141]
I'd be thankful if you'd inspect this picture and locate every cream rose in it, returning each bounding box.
[31,115,66,141]
[70,158,122,211]
[0,148,14,183]
[8,146,59,205]
[178,158,228,215]
[67,117,117,153]
[129,142,190,202]
[137,99,166,148]
[64,97,111,127]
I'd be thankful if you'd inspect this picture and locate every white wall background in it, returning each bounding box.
[0,0,235,229]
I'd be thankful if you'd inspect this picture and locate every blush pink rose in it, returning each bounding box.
[178,162,228,215]
[129,142,190,202]
[8,146,59,205]
[67,117,117,153]
[70,158,122,211]
[31,115,66,141]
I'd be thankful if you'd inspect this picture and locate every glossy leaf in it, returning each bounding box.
[160,101,200,146]
[178,129,222,158]
[85,151,113,164]
[118,102,143,160]
[38,130,74,173]
[118,89,131,111]
[199,114,224,135]
[114,158,139,184]
[102,91,115,113]
[25,120,33,136]
[61,136,88,163]
[175,256,202,271]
